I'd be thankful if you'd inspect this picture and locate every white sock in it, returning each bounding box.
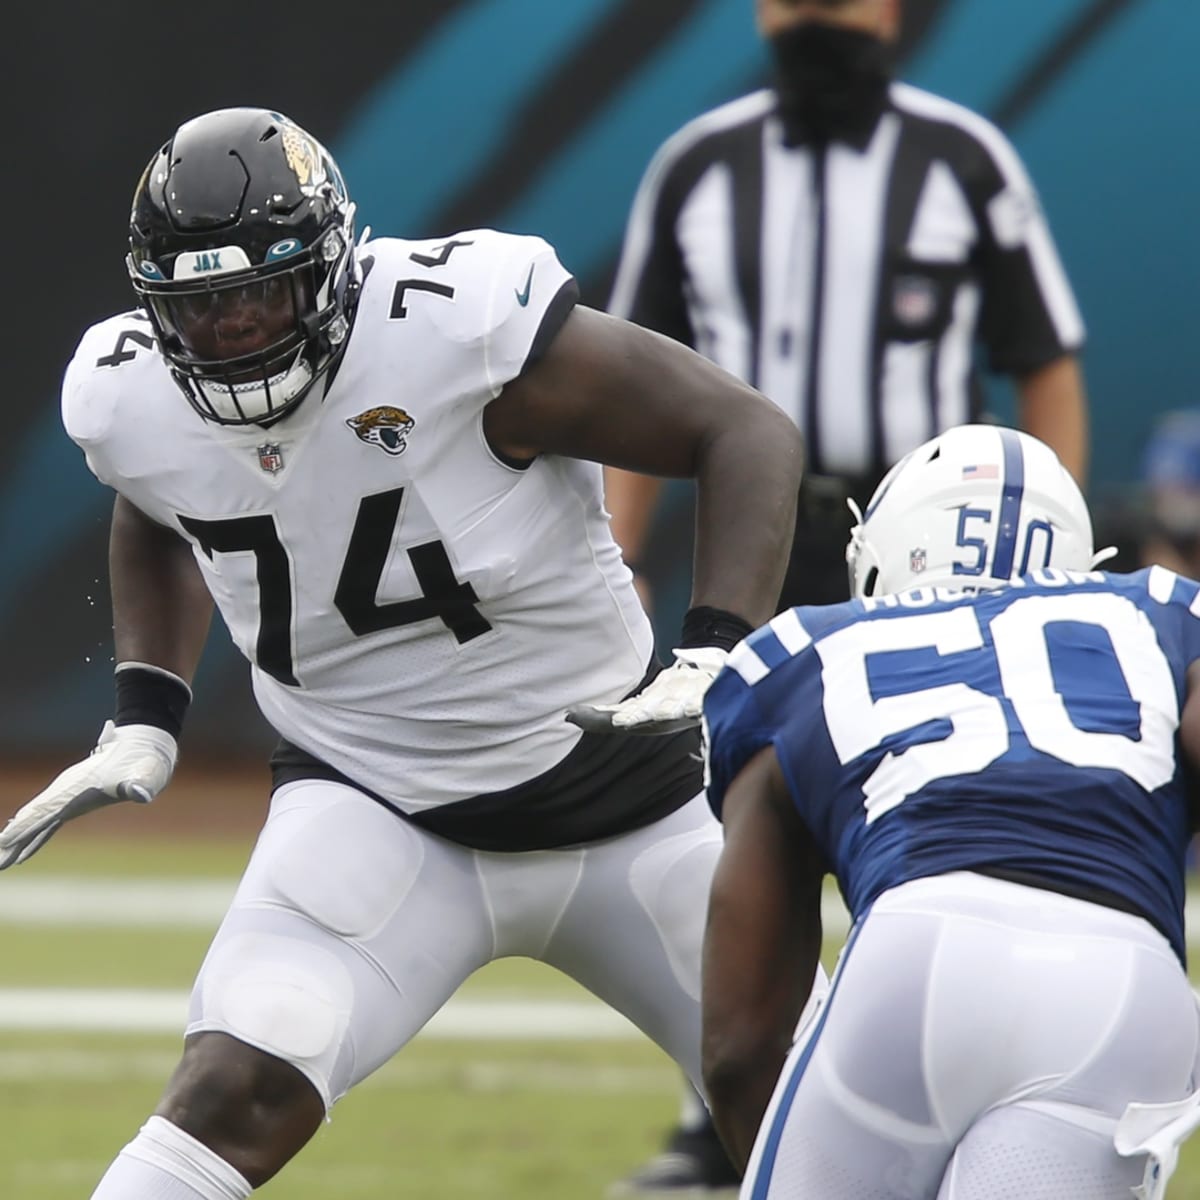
[91,1115,253,1199]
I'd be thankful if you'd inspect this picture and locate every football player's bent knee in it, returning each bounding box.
[160,1035,320,1153]
[192,932,356,1109]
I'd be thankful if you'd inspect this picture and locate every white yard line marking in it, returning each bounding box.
[0,878,238,927]
[0,1047,673,1092]
[0,989,643,1038]
[4,878,1199,948]
[0,879,858,934]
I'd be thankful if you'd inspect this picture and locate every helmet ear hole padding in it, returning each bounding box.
[845,495,891,600]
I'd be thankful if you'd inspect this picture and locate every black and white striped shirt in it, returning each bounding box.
[610,83,1084,483]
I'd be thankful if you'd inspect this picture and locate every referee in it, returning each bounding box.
[607,0,1088,614]
[605,0,1089,1195]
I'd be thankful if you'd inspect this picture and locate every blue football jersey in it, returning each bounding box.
[704,566,1199,963]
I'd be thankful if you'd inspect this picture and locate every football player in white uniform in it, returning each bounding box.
[0,108,818,1198]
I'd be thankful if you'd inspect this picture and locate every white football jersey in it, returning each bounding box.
[63,230,654,807]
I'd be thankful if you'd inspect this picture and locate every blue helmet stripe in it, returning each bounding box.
[992,428,1026,579]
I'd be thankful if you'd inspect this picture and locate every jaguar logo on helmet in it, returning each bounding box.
[346,407,416,456]
[278,120,325,193]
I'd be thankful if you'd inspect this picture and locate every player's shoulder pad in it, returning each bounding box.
[1115,564,1200,613]
[721,604,838,690]
[360,230,576,391]
[61,310,163,447]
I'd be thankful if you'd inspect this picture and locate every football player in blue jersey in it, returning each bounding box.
[700,424,1200,1200]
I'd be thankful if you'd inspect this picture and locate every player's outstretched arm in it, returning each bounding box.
[108,494,213,677]
[701,746,825,1171]
[0,496,213,868]
[485,306,803,733]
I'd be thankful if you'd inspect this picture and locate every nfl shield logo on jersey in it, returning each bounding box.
[909,547,927,575]
[256,443,285,473]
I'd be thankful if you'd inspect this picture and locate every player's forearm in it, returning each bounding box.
[703,1035,787,1172]
[691,410,803,626]
[702,779,816,1172]
[1017,355,1088,487]
[110,495,213,682]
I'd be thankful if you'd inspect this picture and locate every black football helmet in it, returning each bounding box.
[128,107,359,425]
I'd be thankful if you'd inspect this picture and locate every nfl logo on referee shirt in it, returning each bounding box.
[256,443,284,474]
[892,275,937,328]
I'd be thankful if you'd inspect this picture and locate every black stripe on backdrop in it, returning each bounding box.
[894,0,953,64]
[992,0,1138,128]
[437,0,709,236]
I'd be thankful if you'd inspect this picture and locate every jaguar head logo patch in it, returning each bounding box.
[346,406,416,456]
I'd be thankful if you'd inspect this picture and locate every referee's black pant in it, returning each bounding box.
[777,474,880,610]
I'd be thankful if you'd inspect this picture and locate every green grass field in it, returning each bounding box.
[2,835,1199,1198]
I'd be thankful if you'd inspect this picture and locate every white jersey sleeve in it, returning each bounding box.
[62,311,165,495]
[478,232,578,393]
[379,228,578,402]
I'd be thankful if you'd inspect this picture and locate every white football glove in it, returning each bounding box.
[0,720,177,870]
[566,647,728,735]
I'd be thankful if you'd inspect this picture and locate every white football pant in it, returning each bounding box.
[742,871,1198,1200]
[187,779,724,1109]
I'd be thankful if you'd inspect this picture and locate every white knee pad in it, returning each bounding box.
[190,932,355,1110]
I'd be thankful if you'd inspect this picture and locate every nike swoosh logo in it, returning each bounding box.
[515,265,535,307]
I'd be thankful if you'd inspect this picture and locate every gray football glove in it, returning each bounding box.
[566,647,728,735]
[0,720,177,869]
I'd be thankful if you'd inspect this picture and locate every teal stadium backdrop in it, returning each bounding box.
[3,0,1194,751]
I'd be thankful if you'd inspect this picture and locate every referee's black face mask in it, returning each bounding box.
[768,22,893,147]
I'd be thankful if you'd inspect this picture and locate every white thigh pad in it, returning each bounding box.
[264,784,424,940]
[192,931,355,1108]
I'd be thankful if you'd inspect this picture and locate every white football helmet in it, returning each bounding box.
[846,425,1107,598]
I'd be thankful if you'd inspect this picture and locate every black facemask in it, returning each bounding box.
[768,21,893,148]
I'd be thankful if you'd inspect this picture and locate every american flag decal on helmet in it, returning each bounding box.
[962,464,999,480]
